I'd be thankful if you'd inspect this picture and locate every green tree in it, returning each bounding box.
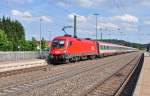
[0,16,25,51]
[30,37,37,51]
[0,29,13,51]
[18,40,31,51]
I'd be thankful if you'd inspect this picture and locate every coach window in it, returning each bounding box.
[104,46,106,50]
[107,46,109,50]
[109,46,111,50]
[101,45,104,50]
[105,46,107,50]
[100,46,102,50]
[103,45,105,50]
[102,46,104,50]
[100,45,102,50]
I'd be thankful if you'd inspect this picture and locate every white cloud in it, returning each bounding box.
[57,2,69,7]
[11,9,52,23]
[49,0,71,7]
[40,16,52,22]
[67,13,138,38]
[137,0,150,6]
[112,14,138,23]
[5,0,33,4]
[57,1,71,7]
[51,0,105,8]
[68,13,120,33]
[76,0,93,7]
[11,9,32,18]
[68,13,87,22]
[144,20,150,25]
[76,0,104,8]
[98,22,119,30]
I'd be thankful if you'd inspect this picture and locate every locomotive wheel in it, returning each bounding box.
[64,59,69,63]
[81,56,87,60]
[70,57,78,62]
[69,58,75,62]
[90,55,93,59]
[89,55,95,59]
[73,57,77,62]
[75,57,79,61]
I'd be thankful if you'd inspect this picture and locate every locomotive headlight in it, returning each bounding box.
[54,50,66,54]
[55,51,60,54]
[63,50,66,53]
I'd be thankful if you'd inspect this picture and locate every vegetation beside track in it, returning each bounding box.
[0,16,47,51]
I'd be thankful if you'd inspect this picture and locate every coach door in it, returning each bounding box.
[96,42,100,54]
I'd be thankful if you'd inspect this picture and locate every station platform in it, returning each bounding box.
[133,52,150,96]
[0,59,46,72]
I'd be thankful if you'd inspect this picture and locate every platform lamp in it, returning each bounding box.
[39,18,42,54]
[93,13,99,40]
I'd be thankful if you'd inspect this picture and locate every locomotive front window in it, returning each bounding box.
[52,40,65,48]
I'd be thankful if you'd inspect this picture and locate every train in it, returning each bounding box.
[47,34,136,64]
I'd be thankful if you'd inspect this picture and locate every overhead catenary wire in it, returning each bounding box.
[112,0,127,41]
[112,0,142,43]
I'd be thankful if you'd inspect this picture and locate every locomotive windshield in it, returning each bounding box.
[52,39,65,48]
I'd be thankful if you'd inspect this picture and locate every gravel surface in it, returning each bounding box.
[0,52,141,96]
[87,53,142,96]
[0,53,131,89]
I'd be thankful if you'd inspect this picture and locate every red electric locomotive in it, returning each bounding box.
[48,34,99,63]
[48,34,136,64]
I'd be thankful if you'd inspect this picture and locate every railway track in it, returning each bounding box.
[0,53,125,78]
[85,53,143,96]
[0,53,130,88]
[0,52,142,96]
[0,53,129,92]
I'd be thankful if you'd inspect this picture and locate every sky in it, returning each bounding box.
[0,0,150,44]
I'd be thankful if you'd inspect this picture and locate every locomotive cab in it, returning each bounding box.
[49,38,69,64]
[51,39,66,55]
